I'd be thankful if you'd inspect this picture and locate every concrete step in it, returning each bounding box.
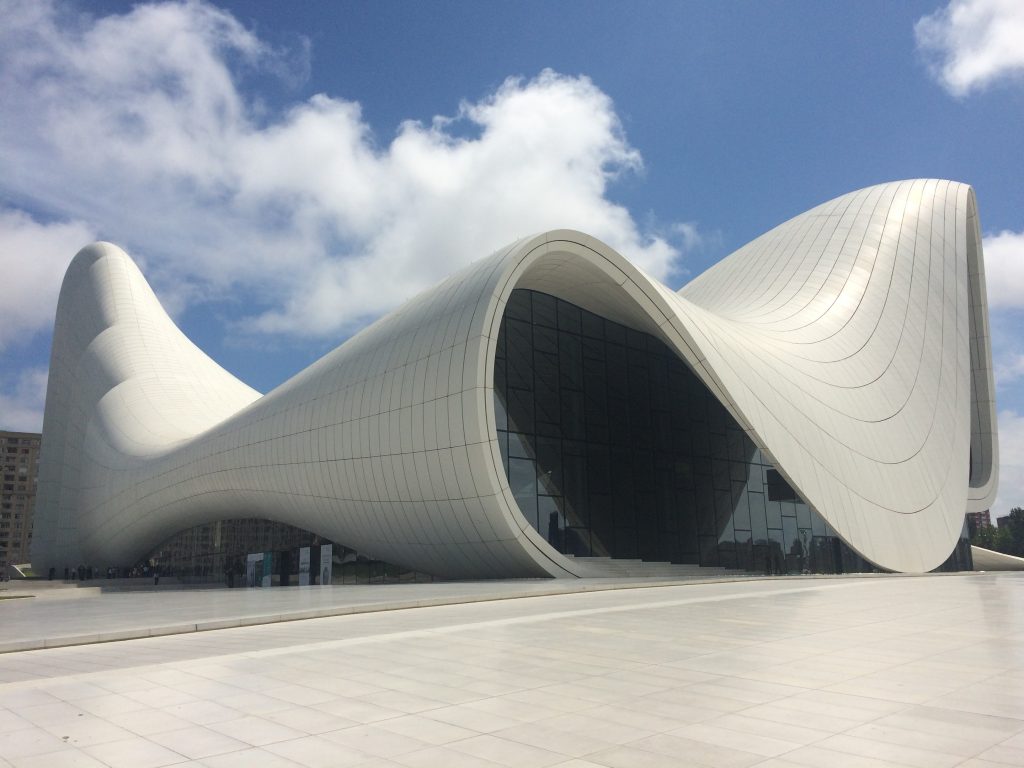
[564,555,747,579]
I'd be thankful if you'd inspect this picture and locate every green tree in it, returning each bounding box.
[972,521,997,549]
[972,508,1024,556]
[992,525,1014,555]
[1003,508,1024,556]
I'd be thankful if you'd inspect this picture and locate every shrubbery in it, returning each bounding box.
[971,507,1024,556]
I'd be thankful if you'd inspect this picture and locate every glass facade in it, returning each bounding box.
[134,288,971,582]
[495,289,971,574]
[147,519,433,585]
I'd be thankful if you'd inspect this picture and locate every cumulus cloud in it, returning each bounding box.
[915,0,1024,96]
[982,230,1024,309]
[0,368,48,433]
[994,409,1024,513]
[0,0,688,341]
[0,209,96,350]
[995,352,1024,386]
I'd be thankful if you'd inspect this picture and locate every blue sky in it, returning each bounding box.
[1,0,1022,510]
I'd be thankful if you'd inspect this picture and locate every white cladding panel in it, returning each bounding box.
[31,180,998,576]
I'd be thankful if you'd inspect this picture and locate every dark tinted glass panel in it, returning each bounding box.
[712,459,730,491]
[730,481,751,530]
[615,528,638,558]
[557,299,582,335]
[709,402,728,434]
[495,322,506,359]
[728,430,750,463]
[695,484,716,536]
[534,326,558,356]
[582,336,604,361]
[508,431,533,459]
[494,288,878,575]
[605,322,626,345]
[710,433,728,461]
[533,353,559,431]
[782,515,800,569]
[497,429,508,469]
[560,391,585,441]
[559,332,583,390]
[606,347,628,398]
[493,389,508,431]
[691,426,710,457]
[767,469,799,501]
[565,527,591,556]
[506,319,533,390]
[538,495,564,547]
[588,494,613,553]
[507,389,534,434]
[587,445,611,495]
[734,530,753,570]
[532,292,557,328]
[536,437,562,492]
[700,535,720,566]
[581,309,604,339]
[749,492,768,541]
[811,508,828,536]
[506,290,532,321]
[561,447,587,516]
[509,457,537,529]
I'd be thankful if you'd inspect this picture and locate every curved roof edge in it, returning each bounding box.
[31,180,998,576]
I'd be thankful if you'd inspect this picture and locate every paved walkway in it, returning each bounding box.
[0,576,776,653]
[1,573,1022,767]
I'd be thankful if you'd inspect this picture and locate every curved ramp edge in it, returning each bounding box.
[971,546,1024,571]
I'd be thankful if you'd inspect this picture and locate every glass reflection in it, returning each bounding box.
[494,289,972,575]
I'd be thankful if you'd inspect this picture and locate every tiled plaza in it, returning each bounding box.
[2,573,1023,767]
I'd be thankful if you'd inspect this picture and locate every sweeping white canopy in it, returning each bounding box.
[31,179,998,576]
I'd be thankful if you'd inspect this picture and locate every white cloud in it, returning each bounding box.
[981,232,1024,511]
[915,0,1024,96]
[0,0,689,340]
[0,209,96,350]
[995,352,1024,386]
[0,368,48,433]
[982,230,1024,309]
[994,409,1024,514]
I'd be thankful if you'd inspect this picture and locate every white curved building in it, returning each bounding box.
[32,179,998,578]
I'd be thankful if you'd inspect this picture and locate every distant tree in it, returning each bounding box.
[971,508,1024,557]
[993,525,1014,555]
[1004,508,1024,557]
[972,522,996,549]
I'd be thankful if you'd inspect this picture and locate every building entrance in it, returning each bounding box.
[494,289,897,574]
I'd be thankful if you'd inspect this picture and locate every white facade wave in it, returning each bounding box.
[31,179,998,576]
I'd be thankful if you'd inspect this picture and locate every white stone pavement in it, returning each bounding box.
[1,573,1023,767]
[0,577,761,652]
